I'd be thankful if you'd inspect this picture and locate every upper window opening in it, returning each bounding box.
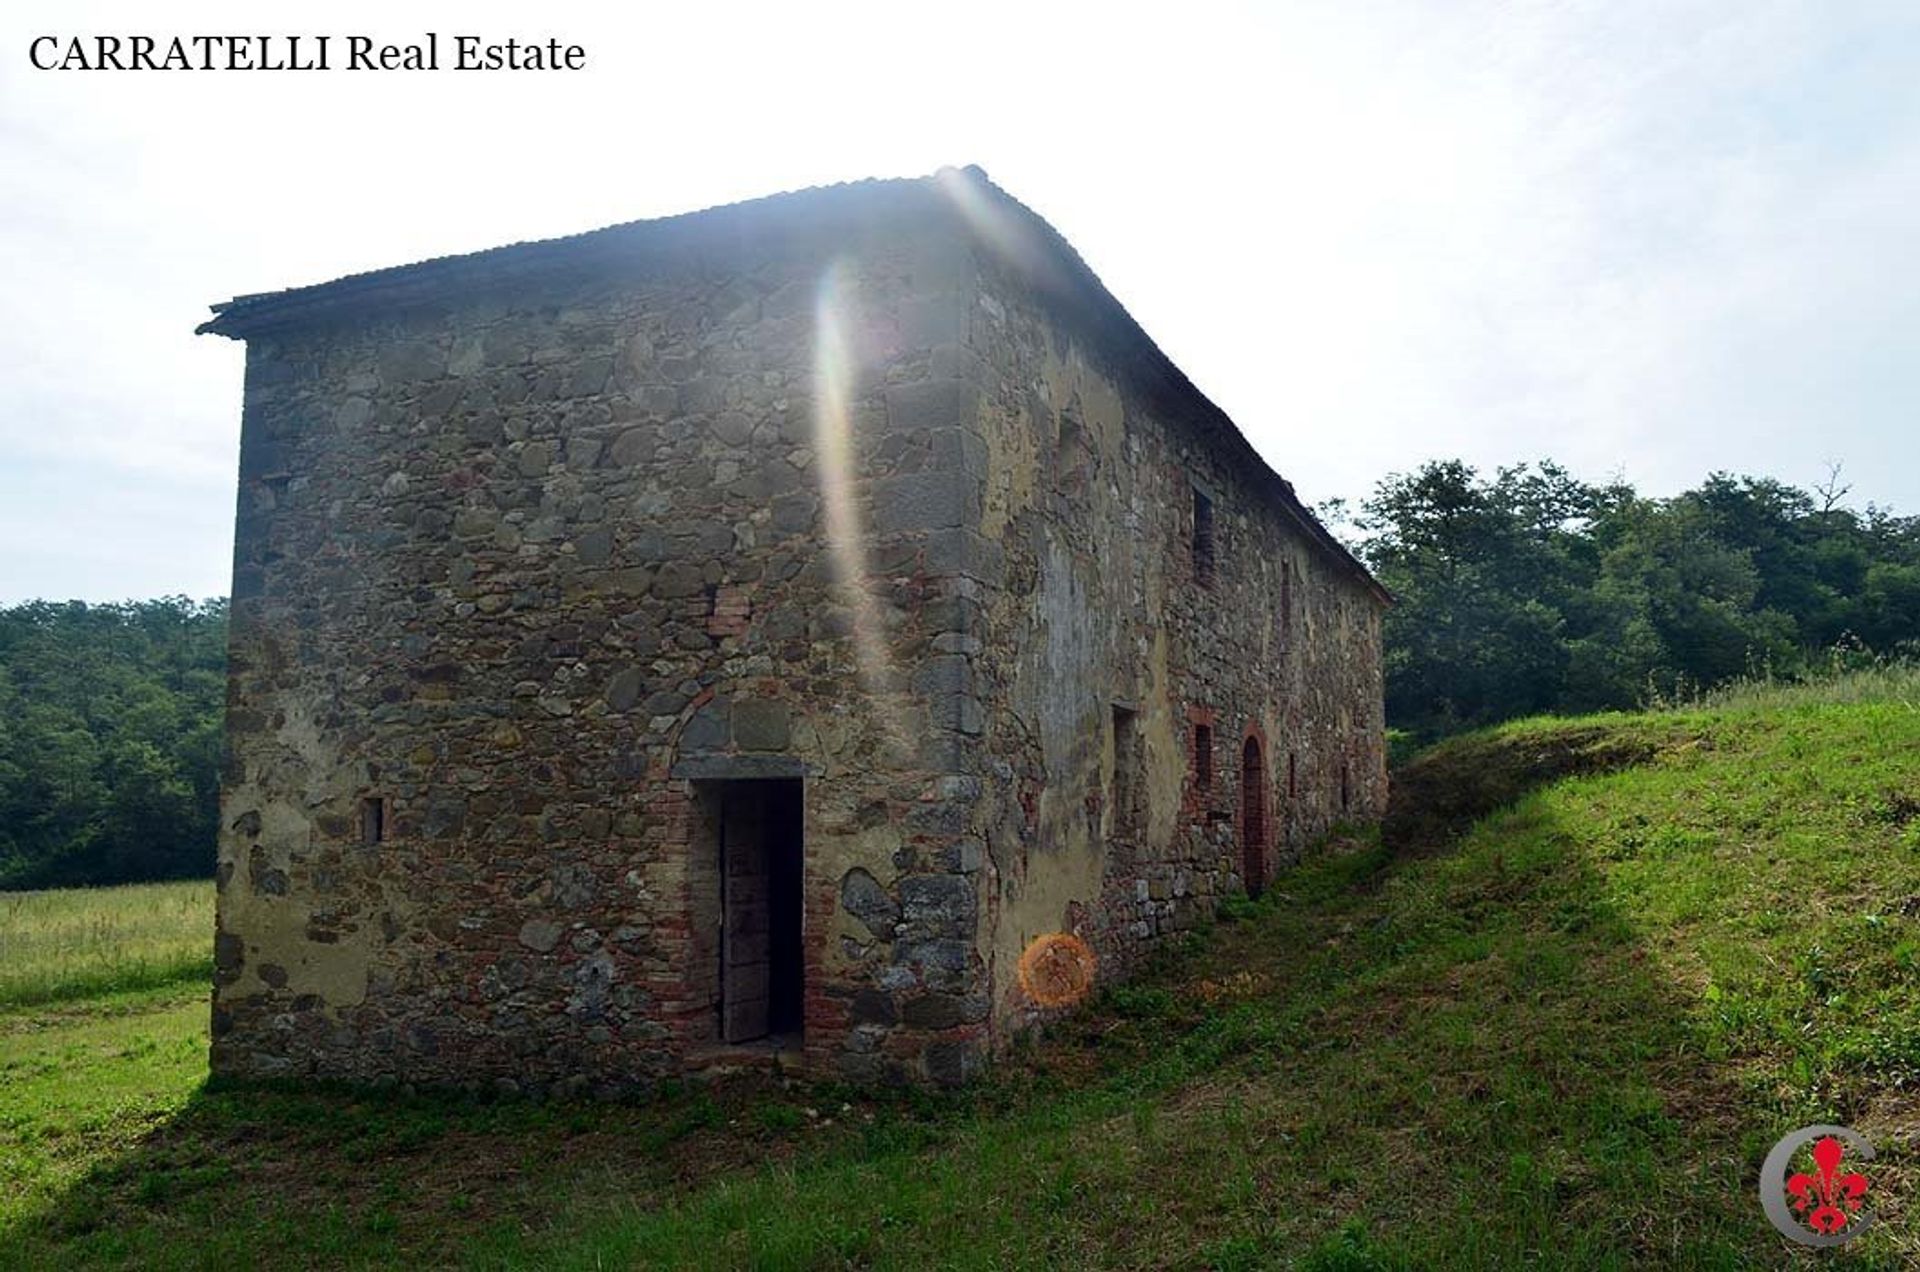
[1192,488,1216,587]
[1057,401,1092,497]
[1193,723,1214,790]
[1282,564,1297,653]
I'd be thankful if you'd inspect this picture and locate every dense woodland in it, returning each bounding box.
[0,599,225,889]
[1340,463,1920,740]
[2,467,1917,887]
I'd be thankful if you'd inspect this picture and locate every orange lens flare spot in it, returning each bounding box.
[1017,933,1096,1008]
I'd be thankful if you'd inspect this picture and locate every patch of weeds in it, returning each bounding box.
[849,1110,939,1159]
[1130,1100,1156,1143]
[1798,943,1838,1001]
[1217,892,1266,924]
[133,1162,230,1207]
[754,1102,804,1134]
[1865,787,1920,827]
[1104,983,1177,1019]
[663,1092,722,1142]
[1202,1230,1277,1271]
[1038,1159,1082,1215]
[1296,1220,1412,1271]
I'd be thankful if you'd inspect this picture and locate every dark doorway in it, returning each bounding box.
[718,779,804,1045]
[1241,737,1267,897]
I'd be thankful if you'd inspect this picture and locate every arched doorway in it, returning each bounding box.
[1241,736,1267,896]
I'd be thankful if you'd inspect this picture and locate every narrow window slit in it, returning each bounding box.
[1192,488,1216,587]
[1110,705,1140,839]
[1278,560,1293,649]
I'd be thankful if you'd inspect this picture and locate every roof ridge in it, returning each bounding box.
[198,167,1386,601]
[947,169,1387,604]
[198,169,948,335]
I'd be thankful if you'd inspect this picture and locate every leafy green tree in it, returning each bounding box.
[0,598,226,889]
[1348,462,1920,741]
[1354,461,1604,735]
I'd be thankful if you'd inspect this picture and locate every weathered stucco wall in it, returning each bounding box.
[214,201,1001,1091]
[962,255,1389,1042]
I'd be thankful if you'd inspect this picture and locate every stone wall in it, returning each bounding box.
[960,251,1389,1043]
[210,178,1387,1092]
[213,201,1000,1091]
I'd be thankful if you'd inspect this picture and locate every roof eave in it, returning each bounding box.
[196,166,1391,600]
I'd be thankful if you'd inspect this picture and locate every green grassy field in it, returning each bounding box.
[0,881,211,1007]
[0,883,213,1247]
[3,672,1918,1267]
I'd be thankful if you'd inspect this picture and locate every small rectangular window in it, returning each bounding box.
[1193,723,1214,790]
[360,796,385,846]
[1110,705,1140,838]
[1192,488,1215,587]
[1278,560,1293,649]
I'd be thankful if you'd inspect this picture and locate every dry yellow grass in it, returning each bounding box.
[0,880,210,1007]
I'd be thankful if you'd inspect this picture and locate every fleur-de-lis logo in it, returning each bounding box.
[1761,1124,1876,1247]
[1786,1135,1869,1234]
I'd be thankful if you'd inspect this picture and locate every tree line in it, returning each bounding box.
[1339,462,1920,741]
[0,598,225,889]
[3,465,1916,888]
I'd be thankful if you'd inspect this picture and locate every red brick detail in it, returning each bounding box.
[706,584,754,638]
[1182,704,1218,817]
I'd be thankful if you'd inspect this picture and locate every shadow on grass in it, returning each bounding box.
[3,718,1892,1267]
[0,958,211,1012]
[0,1057,893,1269]
[1382,718,1668,855]
[460,738,1814,1267]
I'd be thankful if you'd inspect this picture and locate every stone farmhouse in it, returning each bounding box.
[200,167,1389,1092]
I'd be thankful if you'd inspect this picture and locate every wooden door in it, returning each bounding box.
[1241,737,1267,897]
[720,790,771,1043]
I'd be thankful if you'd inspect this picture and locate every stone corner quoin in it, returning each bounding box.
[204,169,1389,1094]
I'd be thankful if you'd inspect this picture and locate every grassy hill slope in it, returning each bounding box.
[3,670,1917,1268]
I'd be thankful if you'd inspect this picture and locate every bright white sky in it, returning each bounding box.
[3,0,1917,602]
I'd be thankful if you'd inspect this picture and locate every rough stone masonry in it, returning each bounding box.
[199,167,1390,1093]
